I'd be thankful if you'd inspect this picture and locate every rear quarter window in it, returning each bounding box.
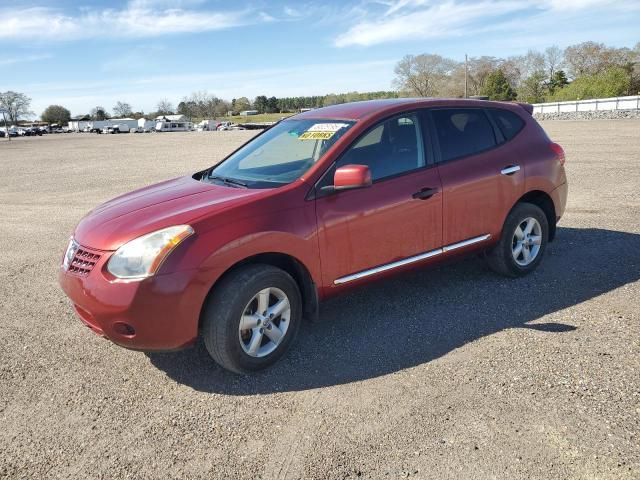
[487,108,525,141]
[431,108,496,162]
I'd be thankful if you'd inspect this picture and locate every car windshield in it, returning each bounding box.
[208,118,355,188]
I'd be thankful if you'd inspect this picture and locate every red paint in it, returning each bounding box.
[59,98,568,351]
[333,164,372,190]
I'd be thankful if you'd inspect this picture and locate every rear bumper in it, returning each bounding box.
[551,181,568,222]
[58,261,207,351]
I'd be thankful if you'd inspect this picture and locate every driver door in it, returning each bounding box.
[315,112,443,288]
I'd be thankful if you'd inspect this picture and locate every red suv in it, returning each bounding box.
[59,99,568,373]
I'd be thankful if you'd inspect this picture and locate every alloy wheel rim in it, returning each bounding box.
[512,217,542,267]
[238,287,291,358]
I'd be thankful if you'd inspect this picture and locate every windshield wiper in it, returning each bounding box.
[208,175,248,188]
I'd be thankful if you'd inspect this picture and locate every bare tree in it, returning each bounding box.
[500,57,524,88]
[156,98,174,115]
[514,50,545,80]
[0,91,34,124]
[562,41,632,78]
[467,56,503,95]
[112,101,133,118]
[90,106,109,120]
[180,91,227,119]
[393,54,458,97]
[544,45,564,79]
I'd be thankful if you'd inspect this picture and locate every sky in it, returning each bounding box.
[1,0,639,118]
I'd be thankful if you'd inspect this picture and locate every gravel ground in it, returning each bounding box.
[0,122,639,479]
[534,109,640,121]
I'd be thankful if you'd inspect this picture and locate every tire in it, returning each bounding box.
[201,264,302,374]
[485,202,549,278]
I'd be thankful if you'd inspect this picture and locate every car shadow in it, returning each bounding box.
[147,227,640,394]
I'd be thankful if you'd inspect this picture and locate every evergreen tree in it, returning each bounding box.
[481,69,517,101]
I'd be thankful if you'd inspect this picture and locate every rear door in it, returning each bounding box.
[428,107,525,246]
[315,112,443,287]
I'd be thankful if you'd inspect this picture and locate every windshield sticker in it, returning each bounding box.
[307,123,350,132]
[298,122,349,140]
[299,131,335,140]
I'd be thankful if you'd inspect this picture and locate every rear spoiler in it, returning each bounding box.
[516,102,533,115]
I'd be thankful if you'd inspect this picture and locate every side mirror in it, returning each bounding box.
[333,164,372,191]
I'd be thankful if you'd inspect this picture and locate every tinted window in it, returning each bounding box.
[431,109,496,162]
[336,114,425,181]
[487,108,525,141]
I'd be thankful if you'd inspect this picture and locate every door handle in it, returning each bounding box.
[412,187,439,200]
[501,165,521,175]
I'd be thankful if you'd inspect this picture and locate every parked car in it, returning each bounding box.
[59,99,568,374]
[17,127,41,136]
[102,125,130,134]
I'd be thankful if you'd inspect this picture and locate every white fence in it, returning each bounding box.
[533,95,640,114]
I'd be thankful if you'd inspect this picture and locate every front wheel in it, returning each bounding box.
[485,202,549,277]
[201,264,302,374]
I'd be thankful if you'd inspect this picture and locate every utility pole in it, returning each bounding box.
[464,54,468,99]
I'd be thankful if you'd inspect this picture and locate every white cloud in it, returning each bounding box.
[335,1,527,47]
[0,1,262,40]
[0,54,52,67]
[283,6,303,17]
[538,0,617,10]
[333,0,637,47]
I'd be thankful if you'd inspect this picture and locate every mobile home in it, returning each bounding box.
[155,115,192,132]
[107,118,138,132]
[68,120,91,132]
[137,118,155,132]
[196,119,220,131]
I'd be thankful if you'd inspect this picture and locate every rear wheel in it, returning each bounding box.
[486,202,549,277]
[202,264,302,374]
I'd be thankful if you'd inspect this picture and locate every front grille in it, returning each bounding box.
[68,248,101,276]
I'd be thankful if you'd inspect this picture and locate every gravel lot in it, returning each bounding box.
[1,122,639,479]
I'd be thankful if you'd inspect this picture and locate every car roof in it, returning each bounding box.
[293,98,528,121]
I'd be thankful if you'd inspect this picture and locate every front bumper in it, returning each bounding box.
[58,251,207,351]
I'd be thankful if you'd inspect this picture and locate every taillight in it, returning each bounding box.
[549,142,565,166]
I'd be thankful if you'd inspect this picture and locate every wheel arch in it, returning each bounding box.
[514,190,557,241]
[198,252,319,330]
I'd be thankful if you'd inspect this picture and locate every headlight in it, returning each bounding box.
[63,238,79,271]
[107,225,194,279]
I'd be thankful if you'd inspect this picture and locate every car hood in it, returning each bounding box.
[74,175,263,250]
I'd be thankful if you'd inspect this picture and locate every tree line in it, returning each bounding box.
[2,40,638,125]
[393,41,640,102]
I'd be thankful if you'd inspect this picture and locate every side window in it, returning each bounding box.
[337,114,425,181]
[431,109,496,162]
[487,108,525,142]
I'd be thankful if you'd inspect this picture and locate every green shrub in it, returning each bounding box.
[549,67,631,101]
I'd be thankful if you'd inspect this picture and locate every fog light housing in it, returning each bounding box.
[113,322,136,337]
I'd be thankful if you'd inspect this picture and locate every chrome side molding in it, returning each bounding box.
[442,234,491,252]
[334,234,491,285]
